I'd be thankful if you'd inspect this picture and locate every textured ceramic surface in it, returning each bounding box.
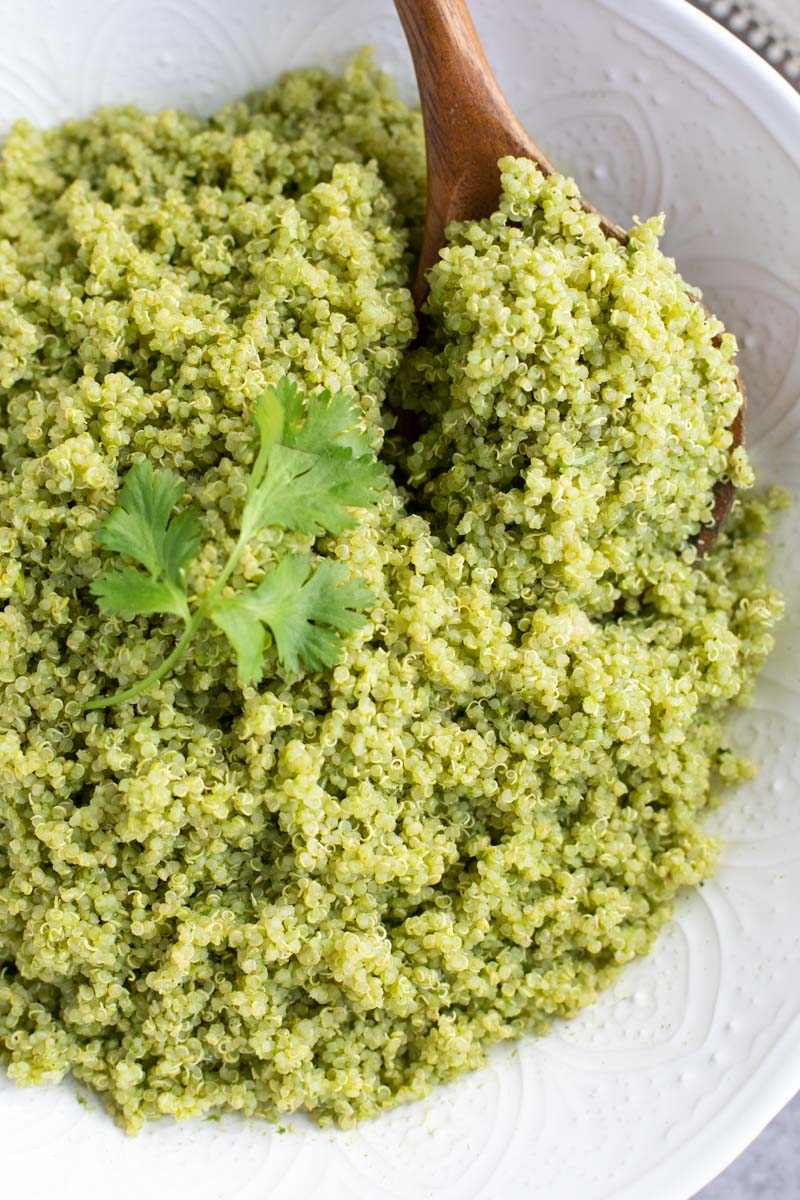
[1,2,799,1198]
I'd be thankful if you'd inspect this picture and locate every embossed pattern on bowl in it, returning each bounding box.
[0,2,798,1198]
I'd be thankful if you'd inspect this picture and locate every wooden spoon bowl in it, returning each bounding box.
[394,0,743,554]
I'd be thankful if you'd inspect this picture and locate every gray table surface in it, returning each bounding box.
[694,1093,800,1197]
[681,8,800,1199]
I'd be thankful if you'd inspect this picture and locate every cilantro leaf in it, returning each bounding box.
[96,462,200,584]
[91,462,201,624]
[161,507,203,584]
[206,599,268,686]
[209,556,373,681]
[243,378,386,541]
[242,442,386,539]
[249,382,290,495]
[85,378,382,710]
[281,384,373,457]
[90,566,190,619]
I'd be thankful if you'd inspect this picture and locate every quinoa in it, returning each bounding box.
[0,52,785,1131]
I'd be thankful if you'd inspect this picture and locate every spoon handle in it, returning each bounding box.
[394,0,741,553]
[394,0,545,300]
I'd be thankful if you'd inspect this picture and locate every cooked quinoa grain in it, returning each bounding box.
[0,54,784,1131]
[396,157,752,610]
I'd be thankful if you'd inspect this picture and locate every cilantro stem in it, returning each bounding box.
[205,532,249,601]
[83,613,203,711]
[83,534,248,712]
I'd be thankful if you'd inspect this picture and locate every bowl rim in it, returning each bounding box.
[630,0,800,162]
[0,1,798,1197]
[610,11,800,1198]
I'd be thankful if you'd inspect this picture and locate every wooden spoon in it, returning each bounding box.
[394,0,743,554]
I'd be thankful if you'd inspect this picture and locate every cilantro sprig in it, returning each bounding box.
[84,379,385,710]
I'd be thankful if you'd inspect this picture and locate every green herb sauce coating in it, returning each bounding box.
[0,51,784,1131]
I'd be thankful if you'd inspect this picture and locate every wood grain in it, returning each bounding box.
[394,0,624,303]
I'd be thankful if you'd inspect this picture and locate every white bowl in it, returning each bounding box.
[1,1,799,1197]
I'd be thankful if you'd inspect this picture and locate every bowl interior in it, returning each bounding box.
[0,2,799,1198]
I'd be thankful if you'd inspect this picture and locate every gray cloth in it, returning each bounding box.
[688,0,800,85]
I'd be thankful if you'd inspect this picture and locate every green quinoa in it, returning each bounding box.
[0,51,785,1131]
